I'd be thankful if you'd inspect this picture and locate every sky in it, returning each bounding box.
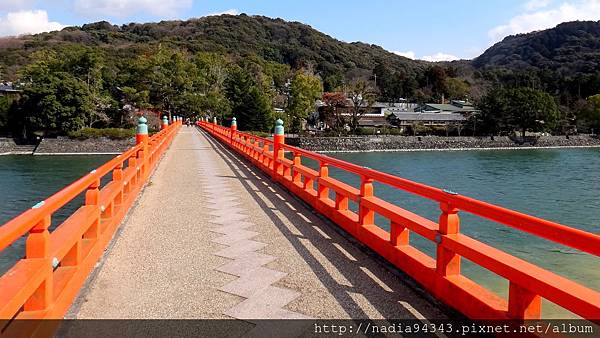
[1,0,600,61]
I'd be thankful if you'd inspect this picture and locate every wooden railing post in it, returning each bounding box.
[292,152,301,185]
[162,115,169,130]
[358,176,375,228]
[262,144,269,167]
[127,154,137,192]
[436,202,461,276]
[84,178,101,238]
[272,119,285,178]
[508,283,541,319]
[230,117,237,145]
[390,221,409,246]
[136,116,149,180]
[317,162,329,200]
[24,213,52,311]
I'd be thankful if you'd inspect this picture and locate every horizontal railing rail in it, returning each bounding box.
[198,119,600,322]
[0,117,181,337]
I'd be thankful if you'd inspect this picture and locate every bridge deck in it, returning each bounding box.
[67,127,447,321]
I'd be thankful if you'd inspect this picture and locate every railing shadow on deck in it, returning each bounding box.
[201,128,456,320]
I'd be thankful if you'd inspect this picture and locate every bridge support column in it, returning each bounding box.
[272,119,284,179]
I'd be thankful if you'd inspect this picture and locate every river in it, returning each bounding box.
[1,149,599,318]
[324,148,600,318]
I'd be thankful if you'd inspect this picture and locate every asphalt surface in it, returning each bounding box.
[67,127,448,323]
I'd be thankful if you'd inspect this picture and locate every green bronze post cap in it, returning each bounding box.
[275,119,284,135]
[232,117,237,126]
[137,116,148,134]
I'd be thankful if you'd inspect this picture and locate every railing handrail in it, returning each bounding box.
[200,120,600,321]
[225,126,600,257]
[0,145,141,251]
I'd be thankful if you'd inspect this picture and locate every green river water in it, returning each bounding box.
[1,149,598,318]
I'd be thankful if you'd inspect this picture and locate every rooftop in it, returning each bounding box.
[391,111,467,121]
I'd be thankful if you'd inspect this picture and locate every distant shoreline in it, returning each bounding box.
[286,135,600,153]
[0,137,134,156]
[316,144,600,153]
[3,135,600,155]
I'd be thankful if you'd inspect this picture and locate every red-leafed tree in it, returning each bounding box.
[321,92,347,131]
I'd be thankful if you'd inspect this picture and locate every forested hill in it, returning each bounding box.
[2,15,600,137]
[473,21,600,74]
[0,14,425,86]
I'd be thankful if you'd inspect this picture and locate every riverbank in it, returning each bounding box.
[0,137,134,155]
[4,134,600,155]
[286,135,600,152]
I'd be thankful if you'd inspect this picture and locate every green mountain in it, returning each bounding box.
[473,21,600,75]
[0,14,426,86]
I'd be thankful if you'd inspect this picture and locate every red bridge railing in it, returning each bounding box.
[198,119,600,321]
[0,116,181,336]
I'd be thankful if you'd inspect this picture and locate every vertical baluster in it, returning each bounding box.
[24,215,52,311]
[436,202,460,276]
[85,179,101,238]
[335,193,348,211]
[113,161,123,206]
[508,283,541,319]
[390,221,409,246]
[358,176,375,228]
[262,144,269,167]
[292,152,301,185]
[317,162,329,200]
[128,154,137,189]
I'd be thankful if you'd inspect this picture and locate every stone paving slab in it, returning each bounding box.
[67,127,449,325]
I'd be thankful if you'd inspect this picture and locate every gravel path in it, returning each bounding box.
[68,127,448,324]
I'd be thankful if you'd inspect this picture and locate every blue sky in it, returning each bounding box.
[1,0,599,60]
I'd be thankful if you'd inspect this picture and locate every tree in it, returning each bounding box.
[580,94,600,133]
[477,87,509,135]
[445,77,470,100]
[425,65,448,100]
[478,86,559,138]
[320,92,347,131]
[135,47,196,119]
[18,72,92,136]
[194,52,229,93]
[506,87,559,139]
[347,80,377,133]
[225,66,272,131]
[15,50,94,137]
[287,70,322,132]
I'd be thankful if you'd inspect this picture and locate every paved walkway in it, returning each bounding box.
[67,127,448,324]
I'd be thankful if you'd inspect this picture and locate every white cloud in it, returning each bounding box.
[74,0,193,18]
[204,9,239,17]
[392,50,416,59]
[391,50,460,61]
[0,0,36,12]
[421,52,461,62]
[489,0,600,42]
[0,10,65,37]
[524,0,553,11]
